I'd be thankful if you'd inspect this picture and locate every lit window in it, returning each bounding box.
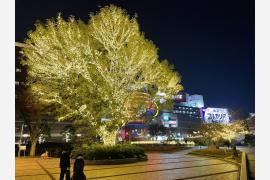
[16,68,21,72]
[15,81,19,85]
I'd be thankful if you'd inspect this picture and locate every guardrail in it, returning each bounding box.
[240,152,248,180]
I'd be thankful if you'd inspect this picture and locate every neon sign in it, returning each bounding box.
[146,100,159,117]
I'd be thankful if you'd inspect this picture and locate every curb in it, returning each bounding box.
[240,152,248,180]
[187,154,241,167]
[188,151,248,180]
[188,152,241,166]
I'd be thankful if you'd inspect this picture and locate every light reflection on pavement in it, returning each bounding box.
[16,147,239,180]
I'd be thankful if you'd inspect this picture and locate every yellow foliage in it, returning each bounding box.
[21,5,183,144]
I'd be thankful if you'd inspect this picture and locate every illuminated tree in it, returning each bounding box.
[16,88,52,156]
[219,120,248,145]
[200,121,248,149]
[148,123,166,140]
[200,123,224,148]
[21,5,183,145]
[61,125,75,143]
[38,124,51,144]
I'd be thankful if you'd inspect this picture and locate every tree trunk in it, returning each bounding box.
[209,145,219,149]
[100,129,118,145]
[98,125,120,145]
[30,139,37,156]
[232,145,238,157]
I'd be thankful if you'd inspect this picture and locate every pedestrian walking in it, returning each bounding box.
[71,154,86,180]
[60,148,70,180]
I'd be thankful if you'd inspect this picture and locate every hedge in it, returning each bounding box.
[71,144,146,160]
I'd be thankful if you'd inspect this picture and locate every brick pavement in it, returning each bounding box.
[16,148,239,180]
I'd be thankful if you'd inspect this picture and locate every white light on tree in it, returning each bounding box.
[21,5,183,145]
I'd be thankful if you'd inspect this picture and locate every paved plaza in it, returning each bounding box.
[16,147,240,180]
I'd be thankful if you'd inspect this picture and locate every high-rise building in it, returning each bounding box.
[156,92,204,138]
[246,113,255,134]
[173,92,204,108]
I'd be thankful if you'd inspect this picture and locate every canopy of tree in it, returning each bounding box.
[20,5,183,144]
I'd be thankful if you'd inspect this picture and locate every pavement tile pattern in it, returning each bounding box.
[16,148,239,180]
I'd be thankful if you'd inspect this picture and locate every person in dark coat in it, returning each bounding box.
[59,149,70,180]
[71,154,86,180]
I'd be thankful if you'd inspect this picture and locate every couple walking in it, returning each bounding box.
[60,149,86,180]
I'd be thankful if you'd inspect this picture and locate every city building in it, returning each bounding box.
[155,92,204,138]
[119,121,148,141]
[173,92,204,108]
[156,107,202,138]
[246,113,255,134]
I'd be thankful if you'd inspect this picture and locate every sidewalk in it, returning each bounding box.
[16,148,240,180]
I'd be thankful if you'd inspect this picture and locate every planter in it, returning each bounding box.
[82,156,148,165]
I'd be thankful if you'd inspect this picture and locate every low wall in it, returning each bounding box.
[240,152,248,180]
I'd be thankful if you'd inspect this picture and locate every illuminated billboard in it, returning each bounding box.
[161,112,178,128]
[202,108,230,124]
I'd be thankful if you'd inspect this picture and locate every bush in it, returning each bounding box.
[71,144,146,160]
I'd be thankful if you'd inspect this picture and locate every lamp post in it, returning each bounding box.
[18,123,27,157]
[18,123,24,157]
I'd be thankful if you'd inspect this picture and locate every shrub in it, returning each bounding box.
[71,144,146,160]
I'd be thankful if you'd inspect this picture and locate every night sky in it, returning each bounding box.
[16,0,255,113]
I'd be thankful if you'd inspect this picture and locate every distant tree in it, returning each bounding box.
[200,121,248,150]
[193,137,208,149]
[148,123,166,139]
[16,87,53,156]
[61,125,75,143]
[219,120,248,146]
[73,125,101,146]
[21,5,183,145]
[38,123,51,143]
[165,127,178,141]
[200,123,224,148]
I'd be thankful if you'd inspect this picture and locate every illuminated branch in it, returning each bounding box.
[21,5,183,145]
